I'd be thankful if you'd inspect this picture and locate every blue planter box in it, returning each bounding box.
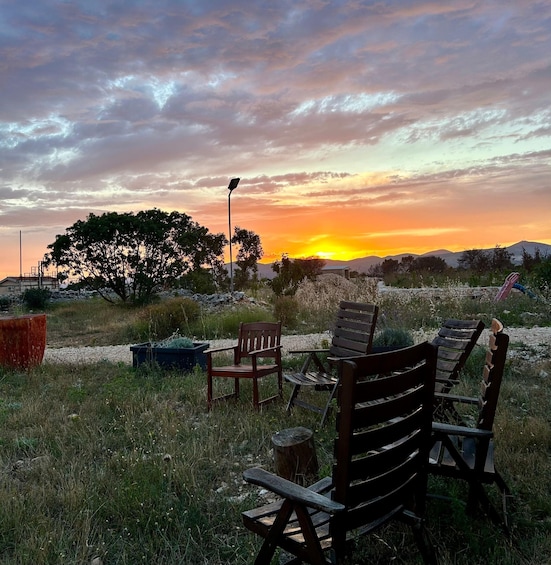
[130,342,209,372]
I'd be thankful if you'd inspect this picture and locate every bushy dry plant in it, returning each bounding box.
[294,275,379,331]
[376,278,494,330]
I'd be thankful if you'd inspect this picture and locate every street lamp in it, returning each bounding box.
[227,177,240,293]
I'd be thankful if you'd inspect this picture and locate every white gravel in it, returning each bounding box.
[43,327,551,365]
[43,333,333,365]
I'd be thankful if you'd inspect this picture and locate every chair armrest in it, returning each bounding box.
[249,345,283,357]
[435,378,460,385]
[289,348,330,355]
[205,345,237,355]
[243,467,344,514]
[434,392,478,405]
[432,421,493,439]
[326,356,342,363]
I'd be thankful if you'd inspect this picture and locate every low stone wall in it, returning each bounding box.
[377,281,501,300]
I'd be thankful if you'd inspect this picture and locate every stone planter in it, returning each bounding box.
[130,342,209,372]
[0,314,47,370]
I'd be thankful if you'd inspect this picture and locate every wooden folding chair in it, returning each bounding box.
[285,301,378,425]
[243,342,438,564]
[429,319,512,534]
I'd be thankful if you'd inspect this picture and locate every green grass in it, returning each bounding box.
[1,280,551,564]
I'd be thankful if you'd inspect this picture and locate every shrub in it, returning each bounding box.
[202,307,273,338]
[157,335,195,348]
[22,287,51,309]
[372,327,414,348]
[294,275,379,331]
[132,297,201,341]
[273,296,299,328]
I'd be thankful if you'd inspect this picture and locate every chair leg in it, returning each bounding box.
[253,377,259,410]
[207,376,240,410]
[411,520,439,565]
[319,382,339,427]
[286,384,301,412]
[253,499,295,565]
[467,480,510,536]
[207,374,213,411]
[494,470,513,532]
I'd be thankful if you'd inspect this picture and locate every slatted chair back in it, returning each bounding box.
[235,321,282,362]
[328,300,379,358]
[475,319,508,431]
[432,318,485,394]
[243,342,438,564]
[333,342,437,531]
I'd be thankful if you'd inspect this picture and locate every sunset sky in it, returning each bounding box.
[1,1,551,279]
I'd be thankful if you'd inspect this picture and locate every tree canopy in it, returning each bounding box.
[44,210,226,303]
[271,255,326,296]
[232,226,264,290]
[457,246,514,273]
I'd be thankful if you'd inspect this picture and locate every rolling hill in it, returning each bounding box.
[254,240,551,279]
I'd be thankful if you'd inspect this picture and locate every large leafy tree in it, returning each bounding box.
[271,255,326,296]
[232,226,264,289]
[44,209,226,303]
[458,246,514,274]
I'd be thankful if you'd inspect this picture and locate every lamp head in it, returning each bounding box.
[228,177,240,192]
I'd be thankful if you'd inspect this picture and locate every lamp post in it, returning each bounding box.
[227,177,240,293]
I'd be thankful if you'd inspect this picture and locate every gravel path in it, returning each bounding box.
[43,327,551,365]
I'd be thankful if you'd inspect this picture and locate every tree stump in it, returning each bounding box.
[272,427,319,485]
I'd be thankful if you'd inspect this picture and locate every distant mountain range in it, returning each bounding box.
[254,240,551,279]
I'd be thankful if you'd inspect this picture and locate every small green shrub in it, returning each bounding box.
[157,335,195,348]
[273,296,299,328]
[0,296,11,310]
[22,287,51,309]
[372,327,414,348]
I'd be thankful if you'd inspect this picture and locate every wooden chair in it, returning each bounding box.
[429,319,512,533]
[206,321,283,411]
[285,301,378,425]
[432,319,485,423]
[243,342,438,565]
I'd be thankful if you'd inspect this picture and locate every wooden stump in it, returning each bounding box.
[272,427,319,485]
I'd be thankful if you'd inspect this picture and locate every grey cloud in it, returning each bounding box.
[1,0,550,250]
